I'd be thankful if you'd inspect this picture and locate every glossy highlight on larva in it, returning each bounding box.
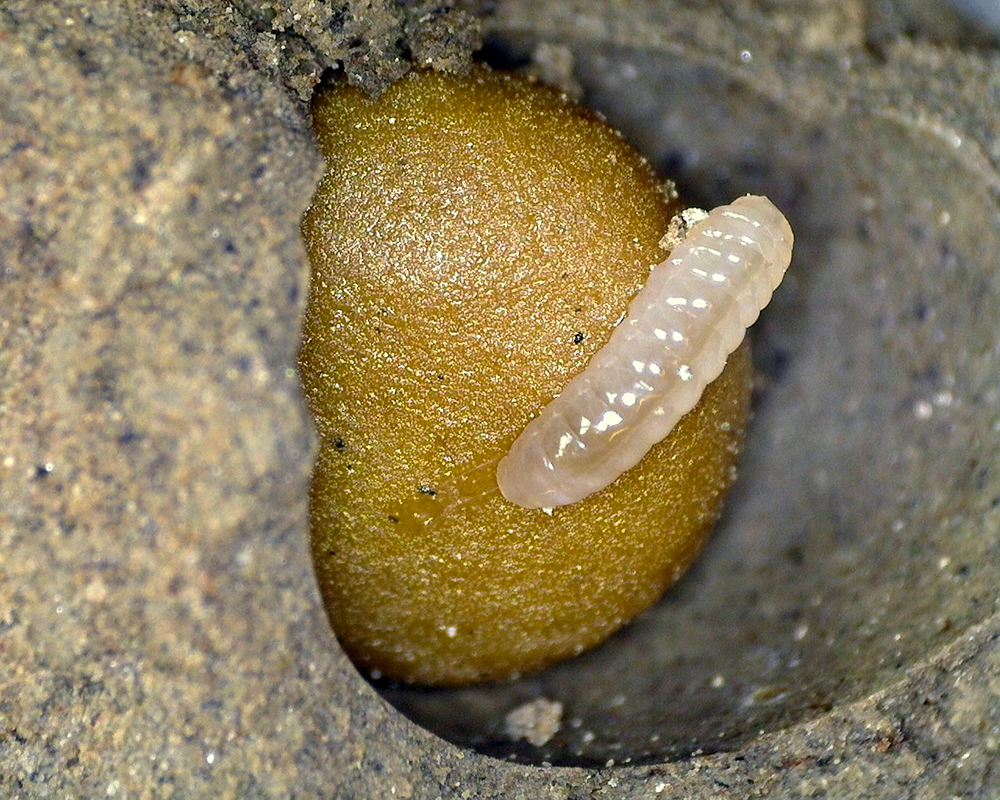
[497,196,793,509]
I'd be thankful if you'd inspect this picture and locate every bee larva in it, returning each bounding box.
[496,194,794,509]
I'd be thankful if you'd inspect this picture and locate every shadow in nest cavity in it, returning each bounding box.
[370,42,1000,766]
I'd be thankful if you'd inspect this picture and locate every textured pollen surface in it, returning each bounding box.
[497,196,793,509]
[300,68,752,686]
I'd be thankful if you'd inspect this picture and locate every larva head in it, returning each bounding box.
[729,195,795,285]
[300,67,753,686]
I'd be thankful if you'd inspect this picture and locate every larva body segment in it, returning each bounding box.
[496,195,793,509]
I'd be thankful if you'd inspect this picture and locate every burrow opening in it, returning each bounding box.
[323,38,1000,766]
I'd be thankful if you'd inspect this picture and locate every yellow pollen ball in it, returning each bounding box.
[300,67,752,686]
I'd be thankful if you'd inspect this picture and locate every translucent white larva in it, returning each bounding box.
[496,195,794,509]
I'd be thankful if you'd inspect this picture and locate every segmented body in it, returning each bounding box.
[496,195,794,509]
